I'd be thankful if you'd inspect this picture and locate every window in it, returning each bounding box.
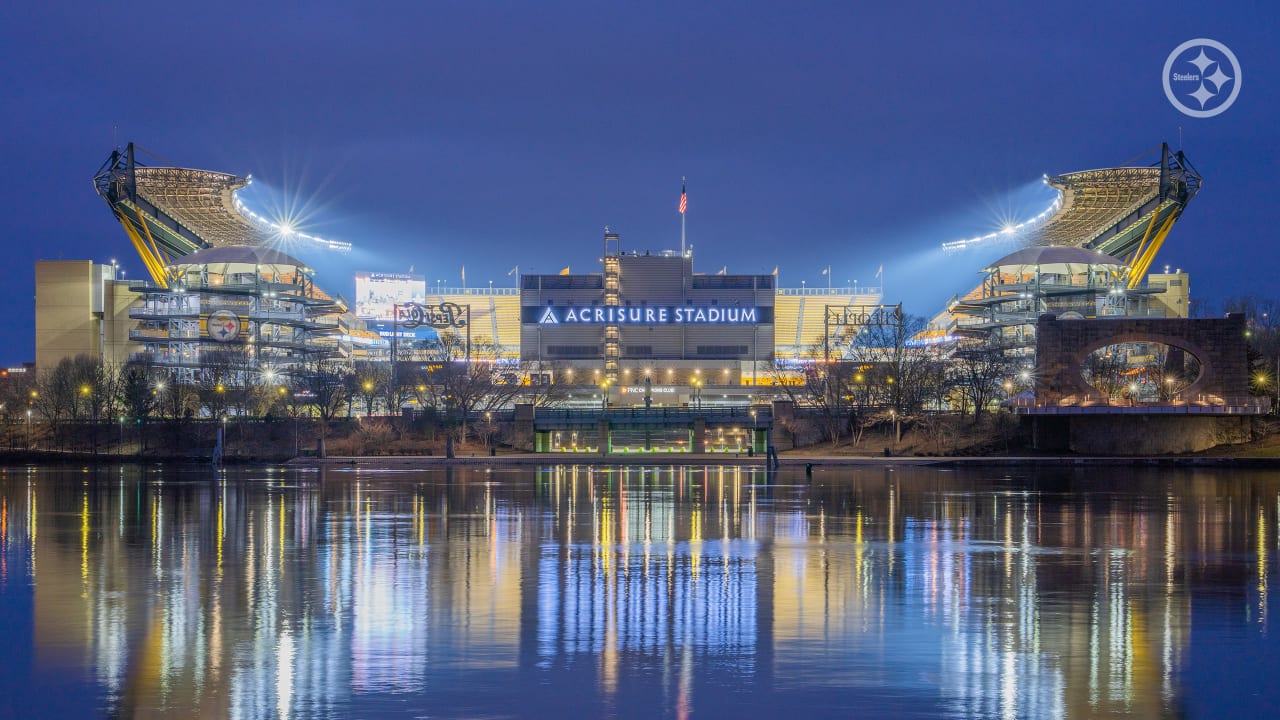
[546,345,600,357]
[696,345,749,357]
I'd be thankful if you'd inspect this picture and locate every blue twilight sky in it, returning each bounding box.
[0,1,1276,365]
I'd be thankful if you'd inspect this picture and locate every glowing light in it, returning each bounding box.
[231,192,352,253]
[942,189,1063,253]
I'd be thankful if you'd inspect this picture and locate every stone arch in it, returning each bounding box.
[1034,314,1248,406]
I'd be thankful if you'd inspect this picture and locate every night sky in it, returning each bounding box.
[1,1,1275,366]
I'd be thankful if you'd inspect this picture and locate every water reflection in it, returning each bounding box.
[0,464,1277,718]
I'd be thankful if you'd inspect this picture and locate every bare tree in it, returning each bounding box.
[155,372,196,421]
[352,360,389,417]
[516,360,569,408]
[411,333,521,443]
[951,340,1015,422]
[301,358,351,455]
[846,312,934,416]
[1082,347,1129,400]
[32,359,78,446]
[120,365,157,422]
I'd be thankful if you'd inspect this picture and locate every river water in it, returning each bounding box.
[0,464,1276,718]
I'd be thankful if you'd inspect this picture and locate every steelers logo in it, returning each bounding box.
[1163,38,1241,118]
[208,310,241,342]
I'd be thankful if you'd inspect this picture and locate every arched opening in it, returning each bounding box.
[1081,341,1203,402]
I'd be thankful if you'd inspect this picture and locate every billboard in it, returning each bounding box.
[355,272,427,320]
[367,321,439,344]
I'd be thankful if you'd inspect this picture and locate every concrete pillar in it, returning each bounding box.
[692,418,706,453]
[598,417,610,455]
[513,403,535,451]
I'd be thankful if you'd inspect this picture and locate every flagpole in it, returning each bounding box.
[680,176,686,258]
[827,265,832,292]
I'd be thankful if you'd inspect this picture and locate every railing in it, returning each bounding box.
[776,286,882,297]
[534,406,772,425]
[129,329,199,340]
[1013,396,1271,415]
[425,287,520,296]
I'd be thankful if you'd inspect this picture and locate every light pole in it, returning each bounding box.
[26,409,31,450]
[81,384,96,455]
[391,302,400,408]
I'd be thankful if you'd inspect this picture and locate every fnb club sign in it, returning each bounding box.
[396,302,468,329]
[527,306,769,325]
[619,386,678,394]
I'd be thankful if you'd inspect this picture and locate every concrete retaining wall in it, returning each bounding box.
[1030,414,1256,454]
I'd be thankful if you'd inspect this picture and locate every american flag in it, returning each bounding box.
[678,181,687,214]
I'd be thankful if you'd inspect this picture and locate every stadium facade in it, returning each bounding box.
[127,246,353,384]
[34,141,1195,415]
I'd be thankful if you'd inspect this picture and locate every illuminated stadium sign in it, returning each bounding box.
[619,385,677,394]
[355,272,427,320]
[527,306,769,325]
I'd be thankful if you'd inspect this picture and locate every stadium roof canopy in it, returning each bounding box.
[984,245,1124,274]
[169,245,309,271]
[1033,145,1201,265]
[94,143,350,286]
[133,166,272,248]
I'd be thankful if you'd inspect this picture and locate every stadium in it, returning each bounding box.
[928,144,1200,347]
[33,140,1206,449]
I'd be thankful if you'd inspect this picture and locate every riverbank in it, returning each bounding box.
[7,445,1280,469]
[284,452,1280,469]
